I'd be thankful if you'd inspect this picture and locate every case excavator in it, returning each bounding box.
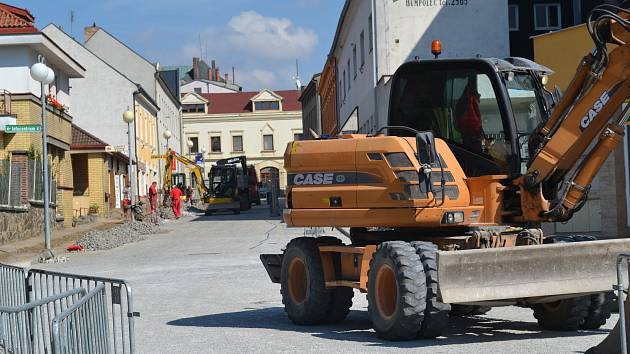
[260,5,630,349]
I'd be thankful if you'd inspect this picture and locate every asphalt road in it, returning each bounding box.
[37,205,617,353]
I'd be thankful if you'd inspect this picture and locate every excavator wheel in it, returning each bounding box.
[316,236,354,323]
[532,296,590,330]
[280,237,331,325]
[410,241,451,338]
[367,241,426,340]
[581,292,614,330]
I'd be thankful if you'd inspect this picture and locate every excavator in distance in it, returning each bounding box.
[260,4,630,347]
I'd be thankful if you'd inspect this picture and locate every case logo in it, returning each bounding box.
[580,91,610,131]
[293,173,334,185]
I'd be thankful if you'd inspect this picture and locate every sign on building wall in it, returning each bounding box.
[5,124,41,133]
[114,175,121,209]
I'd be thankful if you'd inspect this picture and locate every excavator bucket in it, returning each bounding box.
[436,238,630,304]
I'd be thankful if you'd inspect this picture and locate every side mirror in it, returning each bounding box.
[416,131,438,165]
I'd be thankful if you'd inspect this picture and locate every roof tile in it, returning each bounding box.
[192,90,302,114]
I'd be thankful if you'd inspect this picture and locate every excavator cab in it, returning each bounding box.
[388,58,552,178]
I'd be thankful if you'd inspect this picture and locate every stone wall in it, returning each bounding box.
[0,203,59,245]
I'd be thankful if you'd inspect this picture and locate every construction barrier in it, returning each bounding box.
[0,288,85,354]
[0,263,138,354]
[0,263,27,308]
[27,268,138,354]
[52,284,111,354]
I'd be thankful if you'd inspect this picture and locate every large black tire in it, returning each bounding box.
[367,241,426,340]
[532,296,590,330]
[316,236,354,324]
[581,292,613,329]
[410,241,450,338]
[280,237,331,325]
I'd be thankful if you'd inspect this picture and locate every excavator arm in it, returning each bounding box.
[155,149,209,198]
[515,5,630,223]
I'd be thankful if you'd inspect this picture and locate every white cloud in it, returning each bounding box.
[177,11,318,90]
[224,11,318,60]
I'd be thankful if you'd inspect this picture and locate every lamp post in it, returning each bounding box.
[30,60,55,259]
[122,110,135,219]
[163,130,172,150]
[187,140,194,157]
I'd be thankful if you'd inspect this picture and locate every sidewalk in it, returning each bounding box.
[0,216,125,265]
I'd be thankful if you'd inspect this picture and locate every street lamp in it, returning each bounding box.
[30,60,55,259]
[163,130,172,150]
[123,110,135,217]
[187,139,194,156]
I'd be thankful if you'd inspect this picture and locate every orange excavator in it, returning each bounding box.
[261,4,630,348]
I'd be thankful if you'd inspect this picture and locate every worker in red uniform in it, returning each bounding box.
[170,185,183,219]
[149,182,159,222]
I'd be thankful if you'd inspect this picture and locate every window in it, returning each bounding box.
[293,133,303,141]
[232,135,243,152]
[360,30,366,67]
[263,134,274,151]
[189,137,199,154]
[368,14,373,52]
[508,5,519,31]
[534,3,561,30]
[353,45,357,79]
[343,70,347,100]
[210,136,221,153]
[254,101,280,111]
[182,104,205,113]
[194,87,202,94]
[347,59,351,90]
[389,68,513,175]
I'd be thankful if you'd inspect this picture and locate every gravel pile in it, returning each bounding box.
[76,221,160,251]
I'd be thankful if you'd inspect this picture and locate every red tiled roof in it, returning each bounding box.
[194,90,302,114]
[0,3,37,34]
[71,124,108,149]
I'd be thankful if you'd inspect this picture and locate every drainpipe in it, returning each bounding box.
[132,89,140,200]
[371,0,380,132]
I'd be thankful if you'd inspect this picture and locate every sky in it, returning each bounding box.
[17,0,345,91]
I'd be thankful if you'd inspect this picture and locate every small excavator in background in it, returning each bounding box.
[261,4,630,350]
[205,156,259,215]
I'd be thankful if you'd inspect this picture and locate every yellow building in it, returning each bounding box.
[134,93,160,199]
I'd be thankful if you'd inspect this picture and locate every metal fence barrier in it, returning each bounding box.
[0,264,138,354]
[27,268,138,354]
[0,264,27,308]
[52,284,111,354]
[615,253,630,354]
[0,288,86,354]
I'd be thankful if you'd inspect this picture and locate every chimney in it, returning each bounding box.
[84,23,99,43]
[211,60,216,81]
[224,73,229,83]
[216,69,220,82]
[193,57,200,80]
[232,67,236,84]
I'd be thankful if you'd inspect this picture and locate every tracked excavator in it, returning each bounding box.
[155,148,210,203]
[260,4,630,347]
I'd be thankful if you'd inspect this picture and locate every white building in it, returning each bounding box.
[81,25,183,175]
[331,0,509,133]
[181,89,302,188]
[180,79,240,94]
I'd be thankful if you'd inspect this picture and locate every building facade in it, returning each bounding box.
[328,0,509,135]
[509,0,607,59]
[81,25,183,193]
[298,74,321,140]
[181,90,302,188]
[0,3,85,235]
[42,24,161,200]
